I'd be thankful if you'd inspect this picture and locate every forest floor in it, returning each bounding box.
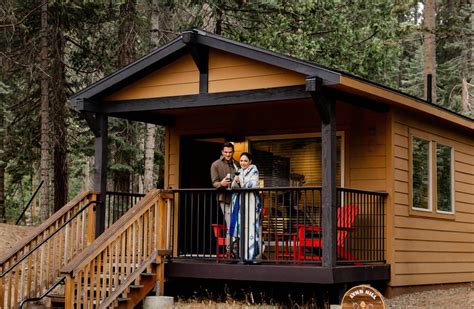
[1,223,472,308]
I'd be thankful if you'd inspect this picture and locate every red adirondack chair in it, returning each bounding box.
[296,204,361,264]
[212,223,227,260]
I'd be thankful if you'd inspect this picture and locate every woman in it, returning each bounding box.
[228,152,262,262]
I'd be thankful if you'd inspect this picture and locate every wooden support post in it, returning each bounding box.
[86,193,97,245]
[306,77,337,268]
[94,113,108,237]
[64,275,74,309]
[0,270,4,307]
[183,30,209,94]
[156,192,169,296]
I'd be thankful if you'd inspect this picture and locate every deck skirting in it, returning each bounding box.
[165,260,390,284]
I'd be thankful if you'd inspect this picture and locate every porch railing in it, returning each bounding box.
[105,191,145,228]
[170,187,386,265]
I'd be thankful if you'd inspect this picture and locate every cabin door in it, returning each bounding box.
[179,138,222,188]
[178,137,223,255]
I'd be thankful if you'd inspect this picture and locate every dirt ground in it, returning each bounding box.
[1,223,473,308]
[0,223,35,259]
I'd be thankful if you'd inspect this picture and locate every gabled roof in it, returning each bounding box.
[70,28,340,102]
[70,28,473,130]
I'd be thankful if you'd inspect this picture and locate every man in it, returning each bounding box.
[210,142,239,253]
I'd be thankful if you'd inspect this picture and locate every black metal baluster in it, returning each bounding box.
[239,191,245,264]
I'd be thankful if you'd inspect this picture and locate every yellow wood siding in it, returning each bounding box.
[391,110,474,287]
[348,109,387,192]
[208,49,305,93]
[104,54,199,101]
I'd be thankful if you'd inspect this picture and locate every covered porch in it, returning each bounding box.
[71,29,391,285]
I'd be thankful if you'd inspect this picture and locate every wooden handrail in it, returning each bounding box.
[62,189,173,308]
[0,191,98,309]
[62,189,170,274]
[0,191,96,264]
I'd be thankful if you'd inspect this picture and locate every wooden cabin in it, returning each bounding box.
[1,29,473,308]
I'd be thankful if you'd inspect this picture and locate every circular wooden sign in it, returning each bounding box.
[341,285,386,308]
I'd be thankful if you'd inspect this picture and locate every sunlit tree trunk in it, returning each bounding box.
[113,0,138,193]
[39,0,50,220]
[143,124,156,192]
[423,0,437,103]
[142,0,168,192]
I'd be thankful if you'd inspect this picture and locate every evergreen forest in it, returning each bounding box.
[0,0,472,223]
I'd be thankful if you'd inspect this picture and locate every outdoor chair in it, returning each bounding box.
[212,223,227,261]
[296,204,361,264]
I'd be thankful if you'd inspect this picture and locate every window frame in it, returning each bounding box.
[409,129,455,218]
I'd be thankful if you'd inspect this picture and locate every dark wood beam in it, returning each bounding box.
[72,98,101,113]
[320,95,337,268]
[306,77,332,124]
[189,44,209,93]
[307,77,337,268]
[75,86,310,114]
[94,113,108,238]
[326,88,390,113]
[111,112,175,126]
[81,111,100,137]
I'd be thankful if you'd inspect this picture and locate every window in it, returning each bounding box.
[250,136,342,188]
[411,134,454,214]
[436,144,453,212]
[412,137,431,210]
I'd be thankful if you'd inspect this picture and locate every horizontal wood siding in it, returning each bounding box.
[348,108,387,192]
[164,126,180,191]
[208,49,305,93]
[105,54,199,101]
[391,110,474,287]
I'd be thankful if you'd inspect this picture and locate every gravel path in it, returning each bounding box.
[385,285,473,308]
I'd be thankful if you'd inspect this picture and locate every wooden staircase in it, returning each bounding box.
[0,192,98,308]
[0,189,173,308]
[61,189,172,309]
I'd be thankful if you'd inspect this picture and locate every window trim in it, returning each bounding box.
[408,129,455,219]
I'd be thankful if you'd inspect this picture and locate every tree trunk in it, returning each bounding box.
[0,90,5,222]
[143,123,156,192]
[423,0,437,103]
[119,0,137,67]
[142,0,170,193]
[51,5,69,212]
[39,0,50,220]
[112,0,138,193]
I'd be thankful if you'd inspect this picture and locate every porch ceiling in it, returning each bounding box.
[165,261,390,284]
